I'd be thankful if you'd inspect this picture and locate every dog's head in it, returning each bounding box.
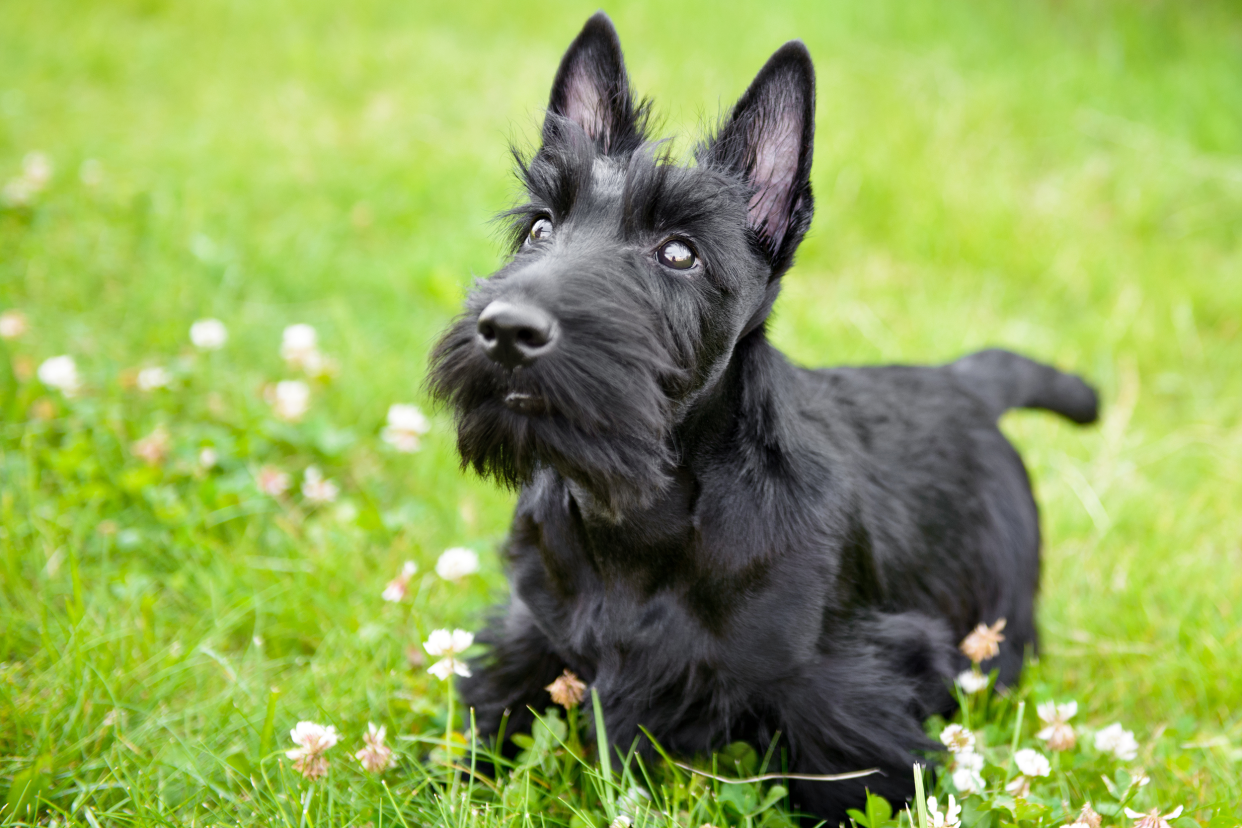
[429,12,815,515]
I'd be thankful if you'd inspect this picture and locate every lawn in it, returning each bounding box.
[2,0,1241,825]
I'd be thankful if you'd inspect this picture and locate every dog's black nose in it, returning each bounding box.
[477,301,557,369]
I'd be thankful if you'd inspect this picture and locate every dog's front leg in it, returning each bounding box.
[458,597,569,755]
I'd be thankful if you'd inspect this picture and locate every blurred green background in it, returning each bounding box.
[2,0,1241,822]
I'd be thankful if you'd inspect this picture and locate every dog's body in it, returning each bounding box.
[430,13,1097,820]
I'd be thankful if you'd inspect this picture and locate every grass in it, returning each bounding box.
[2,0,1241,824]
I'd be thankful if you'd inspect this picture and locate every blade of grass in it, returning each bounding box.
[1006,700,1026,781]
[591,688,616,819]
[912,764,928,828]
[259,686,280,761]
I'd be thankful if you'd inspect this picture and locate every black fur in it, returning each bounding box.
[428,12,1099,822]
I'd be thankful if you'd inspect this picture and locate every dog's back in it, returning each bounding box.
[801,348,1098,685]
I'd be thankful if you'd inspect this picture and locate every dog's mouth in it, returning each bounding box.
[503,391,551,416]
[427,307,682,515]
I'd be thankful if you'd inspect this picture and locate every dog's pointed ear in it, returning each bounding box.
[545,12,642,154]
[702,41,816,276]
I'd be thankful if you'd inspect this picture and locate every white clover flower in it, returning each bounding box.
[926,794,961,828]
[269,379,311,421]
[277,330,336,378]
[199,447,218,469]
[288,720,341,750]
[1014,748,1051,778]
[951,768,982,796]
[132,426,171,466]
[1072,804,1103,828]
[1004,748,1050,800]
[301,348,337,378]
[4,153,53,205]
[956,669,990,694]
[2,178,33,206]
[388,403,429,433]
[381,561,417,602]
[381,403,431,453]
[286,721,341,780]
[301,466,339,504]
[38,355,80,396]
[425,628,474,655]
[22,152,53,189]
[0,310,28,339]
[137,366,171,391]
[939,724,975,754]
[546,669,587,710]
[955,750,984,773]
[960,618,1006,664]
[951,762,984,795]
[948,744,984,794]
[257,465,292,497]
[424,628,473,680]
[1036,700,1078,751]
[1005,775,1031,798]
[435,547,479,581]
[281,323,317,357]
[355,722,395,774]
[280,323,329,375]
[1037,700,1077,724]
[189,318,228,350]
[1094,723,1139,761]
[1123,806,1183,828]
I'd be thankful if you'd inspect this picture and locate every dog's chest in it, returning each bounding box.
[508,473,828,687]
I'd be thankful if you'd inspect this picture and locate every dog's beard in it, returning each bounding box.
[428,298,685,515]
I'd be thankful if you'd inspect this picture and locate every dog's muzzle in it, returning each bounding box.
[476,301,558,370]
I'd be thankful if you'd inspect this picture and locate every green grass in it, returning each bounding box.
[2,0,1241,824]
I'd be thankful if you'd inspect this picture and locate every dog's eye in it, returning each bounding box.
[657,239,696,270]
[528,218,554,244]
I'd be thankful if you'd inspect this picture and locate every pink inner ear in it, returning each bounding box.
[747,109,801,249]
[564,67,608,142]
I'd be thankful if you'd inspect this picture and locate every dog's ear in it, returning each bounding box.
[545,12,642,155]
[703,42,816,276]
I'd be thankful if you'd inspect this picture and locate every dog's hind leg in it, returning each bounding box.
[864,611,959,719]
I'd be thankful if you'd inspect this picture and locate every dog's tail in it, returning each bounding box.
[949,348,1099,425]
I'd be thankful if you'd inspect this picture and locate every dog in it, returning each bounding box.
[428,12,1098,821]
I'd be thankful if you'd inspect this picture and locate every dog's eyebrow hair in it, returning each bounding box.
[620,143,673,234]
[512,121,598,220]
[622,150,740,237]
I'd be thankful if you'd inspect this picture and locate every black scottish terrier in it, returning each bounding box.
[429,12,1098,821]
